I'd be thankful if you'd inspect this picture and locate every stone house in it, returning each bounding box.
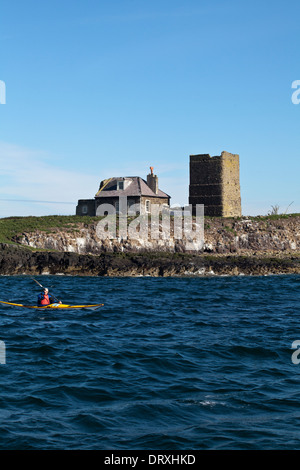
[76,168,170,216]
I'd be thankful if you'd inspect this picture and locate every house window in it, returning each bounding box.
[115,201,119,213]
[82,205,88,214]
[117,181,124,190]
[145,200,150,213]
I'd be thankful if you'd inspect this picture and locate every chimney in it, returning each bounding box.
[147,166,158,194]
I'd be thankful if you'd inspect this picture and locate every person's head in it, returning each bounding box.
[44,288,49,294]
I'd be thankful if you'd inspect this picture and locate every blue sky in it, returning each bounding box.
[0,0,299,217]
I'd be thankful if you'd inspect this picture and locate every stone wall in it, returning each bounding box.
[221,151,242,217]
[189,151,242,217]
[76,199,96,216]
[95,196,140,216]
[94,196,169,215]
[140,196,169,214]
[189,154,223,216]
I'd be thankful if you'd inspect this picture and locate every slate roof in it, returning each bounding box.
[95,177,170,199]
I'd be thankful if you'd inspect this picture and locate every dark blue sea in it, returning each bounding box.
[0,274,299,450]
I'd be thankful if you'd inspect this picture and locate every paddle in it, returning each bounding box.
[31,277,60,303]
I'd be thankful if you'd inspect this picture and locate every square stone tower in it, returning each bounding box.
[189,151,242,217]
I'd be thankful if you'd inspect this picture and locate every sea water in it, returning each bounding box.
[0,274,299,450]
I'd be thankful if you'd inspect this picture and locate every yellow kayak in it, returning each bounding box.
[0,300,104,310]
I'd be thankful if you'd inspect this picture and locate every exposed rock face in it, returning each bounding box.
[0,243,299,277]
[1,215,298,277]
[13,215,300,256]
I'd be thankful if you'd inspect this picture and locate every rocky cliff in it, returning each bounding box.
[13,214,300,256]
[0,214,298,276]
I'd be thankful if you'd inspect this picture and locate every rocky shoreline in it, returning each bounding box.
[0,243,299,277]
[0,214,298,277]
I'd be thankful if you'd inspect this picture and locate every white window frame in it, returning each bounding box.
[82,205,88,214]
[145,200,150,213]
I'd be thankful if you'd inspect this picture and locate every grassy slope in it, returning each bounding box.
[0,215,102,244]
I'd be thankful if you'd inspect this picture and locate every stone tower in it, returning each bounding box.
[189,151,241,217]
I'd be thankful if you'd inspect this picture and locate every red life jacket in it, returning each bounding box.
[40,294,50,305]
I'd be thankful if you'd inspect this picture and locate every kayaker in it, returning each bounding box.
[37,288,61,306]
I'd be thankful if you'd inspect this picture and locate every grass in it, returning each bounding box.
[0,215,102,244]
[255,213,300,221]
